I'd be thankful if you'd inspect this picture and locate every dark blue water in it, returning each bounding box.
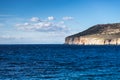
[0,45,120,80]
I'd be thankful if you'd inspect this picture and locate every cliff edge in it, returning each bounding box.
[65,23,120,45]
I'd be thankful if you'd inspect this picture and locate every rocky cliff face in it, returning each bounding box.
[65,23,120,45]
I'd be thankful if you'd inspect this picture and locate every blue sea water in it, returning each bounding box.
[0,45,120,80]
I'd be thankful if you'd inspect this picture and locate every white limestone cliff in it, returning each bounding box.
[65,23,120,45]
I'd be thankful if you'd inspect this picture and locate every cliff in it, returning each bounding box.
[65,23,120,45]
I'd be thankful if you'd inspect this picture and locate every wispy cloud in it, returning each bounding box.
[0,35,23,40]
[16,21,69,32]
[0,15,74,44]
[0,34,26,44]
[30,17,41,22]
[16,17,70,33]
[48,16,55,21]
[62,16,74,20]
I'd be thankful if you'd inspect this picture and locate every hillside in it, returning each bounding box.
[65,23,120,45]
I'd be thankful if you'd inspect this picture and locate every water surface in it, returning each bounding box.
[0,45,120,80]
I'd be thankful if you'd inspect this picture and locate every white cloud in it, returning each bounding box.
[16,17,70,32]
[0,35,23,40]
[1,35,13,39]
[0,34,25,44]
[16,21,69,32]
[24,22,29,26]
[62,16,74,20]
[48,16,55,21]
[30,17,40,22]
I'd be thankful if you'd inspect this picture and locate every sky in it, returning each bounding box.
[0,0,120,44]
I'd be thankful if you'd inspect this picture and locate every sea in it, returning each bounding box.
[0,44,120,80]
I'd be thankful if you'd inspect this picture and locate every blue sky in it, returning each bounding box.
[0,0,120,44]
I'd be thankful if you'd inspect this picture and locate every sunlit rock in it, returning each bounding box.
[65,23,120,45]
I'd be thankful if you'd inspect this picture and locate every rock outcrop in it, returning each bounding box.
[65,23,120,45]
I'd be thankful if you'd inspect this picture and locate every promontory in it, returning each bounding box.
[65,23,120,45]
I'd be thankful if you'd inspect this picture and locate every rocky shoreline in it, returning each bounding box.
[65,23,120,45]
